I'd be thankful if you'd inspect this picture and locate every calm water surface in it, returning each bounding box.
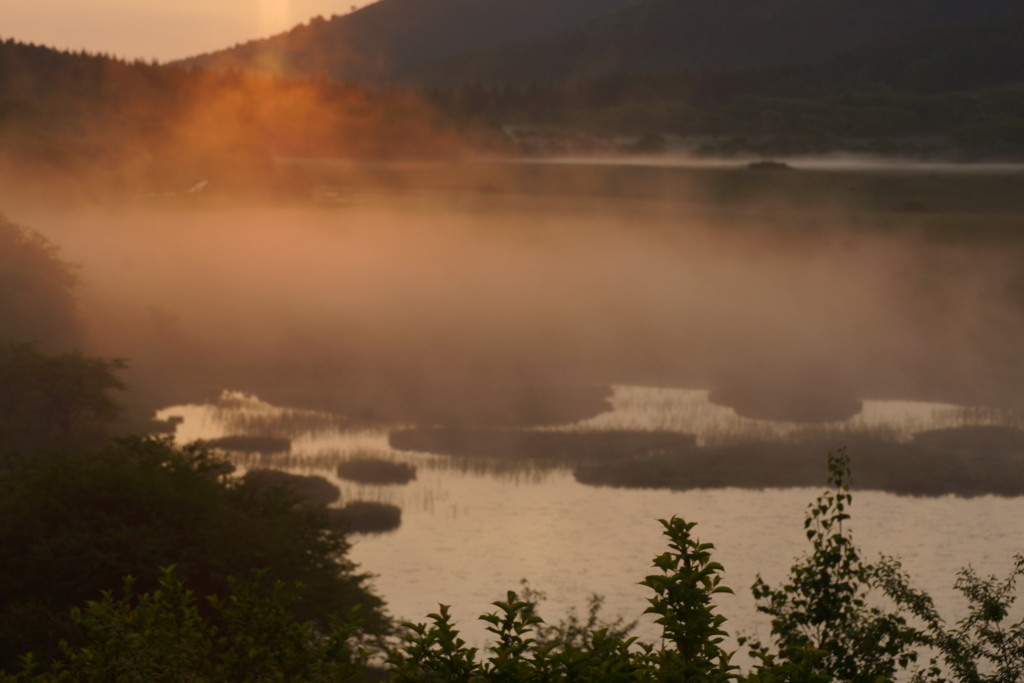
[159,388,1024,656]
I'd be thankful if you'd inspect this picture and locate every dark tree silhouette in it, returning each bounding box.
[0,214,82,350]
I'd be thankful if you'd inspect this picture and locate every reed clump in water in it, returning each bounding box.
[329,502,402,534]
[911,424,1024,456]
[242,469,340,506]
[204,435,291,454]
[389,427,697,463]
[336,458,416,485]
[574,437,1024,497]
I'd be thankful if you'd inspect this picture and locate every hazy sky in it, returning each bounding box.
[1,0,376,63]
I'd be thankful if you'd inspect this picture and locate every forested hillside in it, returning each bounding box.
[0,40,471,195]
[178,0,646,83]
[5,0,1024,179]
[421,12,1024,159]
[410,0,1024,85]
[422,13,1024,100]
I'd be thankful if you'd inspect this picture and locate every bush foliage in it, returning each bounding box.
[2,450,1021,682]
[0,215,82,350]
[0,437,388,672]
[0,341,126,451]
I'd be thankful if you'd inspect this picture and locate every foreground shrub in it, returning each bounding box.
[0,215,82,351]
[3,449,1021,682]
[389,450,1022,683]
[1,568,372,683]
[878,553,1024,683]
[746,449,925,683]
[0,436,387,671]
[0,341,125,452]
[387,515,739,683]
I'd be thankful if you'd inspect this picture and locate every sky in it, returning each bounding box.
[1,0,376,63]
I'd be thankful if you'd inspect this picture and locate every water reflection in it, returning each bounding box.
[156,387,1024,659]
[564,386,1013,445]
[160,385,1015,452]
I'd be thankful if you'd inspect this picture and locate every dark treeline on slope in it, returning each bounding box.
[424,13,1024,157]
[427,14,1024,112]
[179,0,647,83]
[433,82,1024,157]
[180,0,1022,90]
[6,7,1024,178]
[411,0,1024,86]
[0,40,476,196]
[0,215,81,350]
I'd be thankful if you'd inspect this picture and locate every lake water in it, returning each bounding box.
[158,386,1024,663]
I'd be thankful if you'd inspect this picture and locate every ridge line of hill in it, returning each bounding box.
[405,0,1024,87]
[176,0,647,83]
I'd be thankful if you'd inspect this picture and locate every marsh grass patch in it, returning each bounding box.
[336,458,417,485]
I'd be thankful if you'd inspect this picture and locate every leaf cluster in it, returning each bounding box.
[0,215,81,350]
[879,553,1024,683]
[747,449,925,683]
[389,515,739,683]
[642,517,738,682]
[389,593,655,683]
[0,568,372,683]
[0,340,125,451]
[517,582,637,653]
[0,436,387,672]
[3,447,1022,683]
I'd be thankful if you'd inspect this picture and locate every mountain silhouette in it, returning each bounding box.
[407,0,1024,85]
[178,0,647,82]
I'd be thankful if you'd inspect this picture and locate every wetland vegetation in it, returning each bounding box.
[388,422,1024,497]
[204,434,292,454]
[389,427,697,463]
[574,435,1024,497]
[3,152,1024,683]
[3,450,1021,682]
[4,2,1024,679]
[242,469,342,506]
[330,502,403,535]
[336,458,417,485]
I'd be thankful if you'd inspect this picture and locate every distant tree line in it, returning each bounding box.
[423,12,1024,104]
[428,84,1024,158]
[0,214,122,451]
[0,40,481,195]
[422,14,1024,157]
[4,7,1024,182]
[0,215,81,350]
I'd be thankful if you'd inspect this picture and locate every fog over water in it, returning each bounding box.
[9,164,1024,664]
[7,1,1024,668]
[516,155,1024,174]
[16,189,1024,418]
[157,389,1024,660]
